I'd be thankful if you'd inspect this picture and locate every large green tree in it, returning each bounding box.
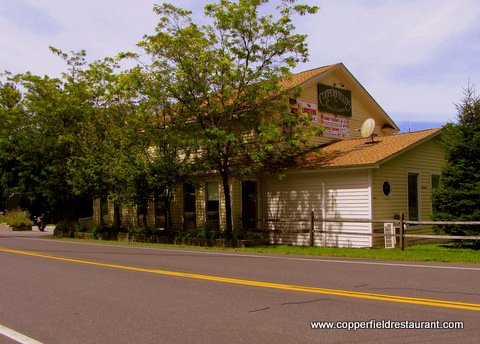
[138,0,320,237]
[61,51,154,229]
[0,77,23,212]
[66,51,193,230]
[0,64,90,221]
[432,86,480,236]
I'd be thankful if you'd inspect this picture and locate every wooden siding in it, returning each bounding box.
[372,137,445,246]
[323,172,372,247]
[182,177,243,232]
[93,198,101,226]
[264,171,372,247]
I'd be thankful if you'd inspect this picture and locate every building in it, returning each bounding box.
[94,63,445,247]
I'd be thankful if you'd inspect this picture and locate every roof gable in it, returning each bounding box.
[281,63,400,133]
[280,64,340,90]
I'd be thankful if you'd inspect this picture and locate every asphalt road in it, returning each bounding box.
[0,230,479,344]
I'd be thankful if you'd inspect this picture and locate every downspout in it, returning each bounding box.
[368,169,373,247]
[322,181,326,246]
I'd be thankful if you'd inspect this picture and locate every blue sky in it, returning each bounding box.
[1,0,479,132]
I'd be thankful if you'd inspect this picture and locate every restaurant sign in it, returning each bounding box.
[322,114,349,138]
[318,84,352,117]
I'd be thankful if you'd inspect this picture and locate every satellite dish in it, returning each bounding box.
[360,118,376,140]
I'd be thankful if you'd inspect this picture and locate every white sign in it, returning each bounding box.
[299,101,318,123]
[322,114,349,138]
[290,99,319,123]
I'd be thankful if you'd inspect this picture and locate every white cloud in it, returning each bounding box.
[1,0,479,124]
[296,0,480,122]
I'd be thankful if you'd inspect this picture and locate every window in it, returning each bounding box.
[184,183,196,213]
[183,183,196,230]
[242,181,257,230]
[431,174,441,190]
[382,180,391,198]
[206,182,220,230]
[407,172,420,221]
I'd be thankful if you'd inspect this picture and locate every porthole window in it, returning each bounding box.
[382,180,391,198]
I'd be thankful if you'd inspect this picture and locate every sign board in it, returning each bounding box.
[322,114,349,138]
[299,100,318,123]
[289,99,319,123]
[318,84,352,117]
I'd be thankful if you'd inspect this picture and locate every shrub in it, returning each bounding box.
[54,220,79,237]
[0,210,34,227]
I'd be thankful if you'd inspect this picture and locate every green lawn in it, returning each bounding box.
[232,244,480,264]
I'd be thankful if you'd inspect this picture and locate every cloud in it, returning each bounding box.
[0,0,63,36]
[300,0,479,70]
[295,0,480,122]
[1,0,478,125]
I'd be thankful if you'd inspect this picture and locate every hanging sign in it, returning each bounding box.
[318,84,352,117]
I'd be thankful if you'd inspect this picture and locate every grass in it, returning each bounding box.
[53,236,480,264]
[232,244,480,264]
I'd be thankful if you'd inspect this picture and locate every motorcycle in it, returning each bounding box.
[34,215,45,232]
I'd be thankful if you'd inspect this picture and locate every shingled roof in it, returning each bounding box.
[294,128,442,170]
[280,64,339,90]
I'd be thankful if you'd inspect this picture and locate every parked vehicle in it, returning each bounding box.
[34,214,45,231]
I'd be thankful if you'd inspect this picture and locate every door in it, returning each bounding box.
[407,172,420,221]
[206,181,220,230]
[183,183,196,230]
[242,181,257,230]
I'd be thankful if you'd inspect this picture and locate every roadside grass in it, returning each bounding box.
[53,236,480,264]
[233,244,480,264]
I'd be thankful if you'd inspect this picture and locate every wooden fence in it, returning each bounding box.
[263,211,480,250]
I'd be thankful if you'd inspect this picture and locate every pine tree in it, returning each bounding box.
[432,86,480,237]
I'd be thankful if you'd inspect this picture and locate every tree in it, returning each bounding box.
[138,0,320,237]
[0,77,23,212]
[432,86,480,236]
[0,65,90,222]
[63,51,147,229]
[66,51,193,230]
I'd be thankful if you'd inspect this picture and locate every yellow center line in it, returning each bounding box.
[2,247,479,311]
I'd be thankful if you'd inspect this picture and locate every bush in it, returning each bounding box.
[54,220,78,237]
[0,210,34,227]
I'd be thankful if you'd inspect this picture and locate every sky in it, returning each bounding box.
[1,0,479,132]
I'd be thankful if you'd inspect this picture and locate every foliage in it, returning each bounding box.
[137,0,320,237]
[0,210,34,227]
[1,1,321,232]
[432,86,480,236]
[53,220,89,237]
[0,51,95,222]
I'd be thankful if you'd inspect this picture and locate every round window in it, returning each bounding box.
[382,180,391,198]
